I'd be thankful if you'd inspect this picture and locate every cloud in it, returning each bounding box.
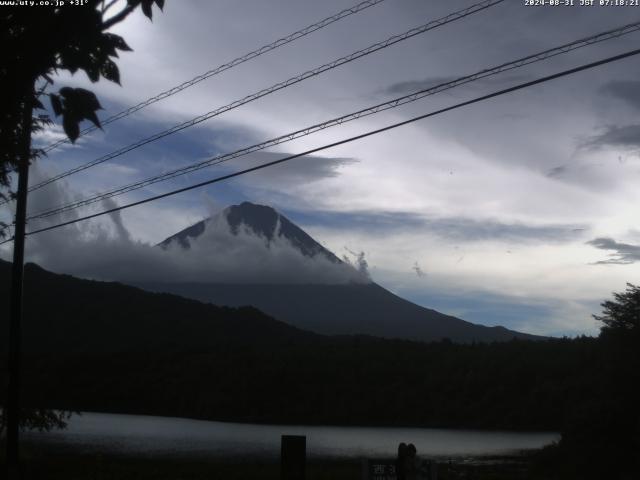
[381,74,532,97]
[0,167,369,285]
[423,217,585,243]
[31,124,69,147]
[546,166,567,178]
[587,237,640,265]
[342,247,370,280]
[582,124,640,151]
[412,261,425,278]
[102,197,132,243]
[382,76,460,96]
[19,216,371,285]
[600,80,640,111]
[220,151,358,187]
[10,0,638,337]
[297,209,587,244]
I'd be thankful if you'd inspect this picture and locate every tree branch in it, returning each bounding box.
[102,3,136,30]
[102,0,120,15]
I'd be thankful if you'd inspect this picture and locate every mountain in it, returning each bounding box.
[159,202,341,263]
[144,202,542,343]
[0,259,584,432]
[0,259,315,354]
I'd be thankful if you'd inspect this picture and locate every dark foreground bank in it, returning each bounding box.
[1,440,544,480]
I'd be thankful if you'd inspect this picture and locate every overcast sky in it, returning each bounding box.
[3,0,640,336]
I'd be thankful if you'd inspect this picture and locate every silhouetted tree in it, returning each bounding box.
[0,408,73,438]
[594,283,640,334]
[596,283,640,476]
[0,0,165,434]
[539,284,640,479]
[0,0,165,230]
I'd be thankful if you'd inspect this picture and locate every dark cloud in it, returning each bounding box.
[221,151,358,186]
[424,217,586,243]
[381,74,532,97]
[587,237,640,265]
[583,124,640,151]
[600,80,640,111]
[382,76,459,96]
[21,209,369,284]
[546,165,567,178]
[298,209,586,243]
[412,261,425,278]
[342,248,370,280]
[1,166,368,285]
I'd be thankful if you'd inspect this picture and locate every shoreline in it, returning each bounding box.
[48,409,561,434]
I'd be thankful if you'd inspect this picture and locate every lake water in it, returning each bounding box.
[25,412,559,460]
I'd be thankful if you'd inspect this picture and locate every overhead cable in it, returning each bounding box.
[40,0,389,153]
[2,46,636,244]
[24,0,504,194]
[27,20,640,221]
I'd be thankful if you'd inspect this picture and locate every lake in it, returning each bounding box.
[25,412,559,460]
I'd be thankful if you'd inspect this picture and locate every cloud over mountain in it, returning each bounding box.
[2,172,368,285]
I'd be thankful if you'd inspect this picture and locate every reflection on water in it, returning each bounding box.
[25,412,559,459]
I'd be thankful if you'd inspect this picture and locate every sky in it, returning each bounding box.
[2,0,640,337]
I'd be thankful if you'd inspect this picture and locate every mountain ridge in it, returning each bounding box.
[0,259,316,354]
[146,201,544,343]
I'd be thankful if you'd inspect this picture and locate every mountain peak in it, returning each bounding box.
[158,202,341,264]
[225,202,281,241]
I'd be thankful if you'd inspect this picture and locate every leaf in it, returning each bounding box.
[59,87,74,99]
[57,87,104,138]
[58,49,81,75]
[100,59,120,85]
[62,115,80,143]
[85,110,102,130]
[74,88,103,112]
[155,0,164,10]
[141,0,153,19]
[84,60,100,82]
[50,94,63,116]
[105,33,133,52]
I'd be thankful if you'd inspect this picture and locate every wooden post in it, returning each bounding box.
[281,435,306,480]
[5,81,34,480]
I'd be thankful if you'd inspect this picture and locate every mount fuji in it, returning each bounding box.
[138,202,541,343]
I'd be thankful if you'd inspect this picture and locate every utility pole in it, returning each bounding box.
[6,84,34,480]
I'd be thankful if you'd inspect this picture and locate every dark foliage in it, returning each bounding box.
[8,338,598,432]
[0,0,164,196]
[0,0,164,434]
[594,283,640,334]
[2,261,638,479]
[0,408,72,439]
[534,283,640,479]
[0,260,597,432]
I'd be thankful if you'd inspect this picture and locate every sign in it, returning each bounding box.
[364,459,397,480]
[363,458,438,480]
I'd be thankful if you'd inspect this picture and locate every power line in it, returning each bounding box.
[23,0,504,194]
[2,47,636,245]
[26,21,640,221]
[40,0,388,154]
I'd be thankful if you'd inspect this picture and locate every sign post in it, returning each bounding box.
[281,435,306,480]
